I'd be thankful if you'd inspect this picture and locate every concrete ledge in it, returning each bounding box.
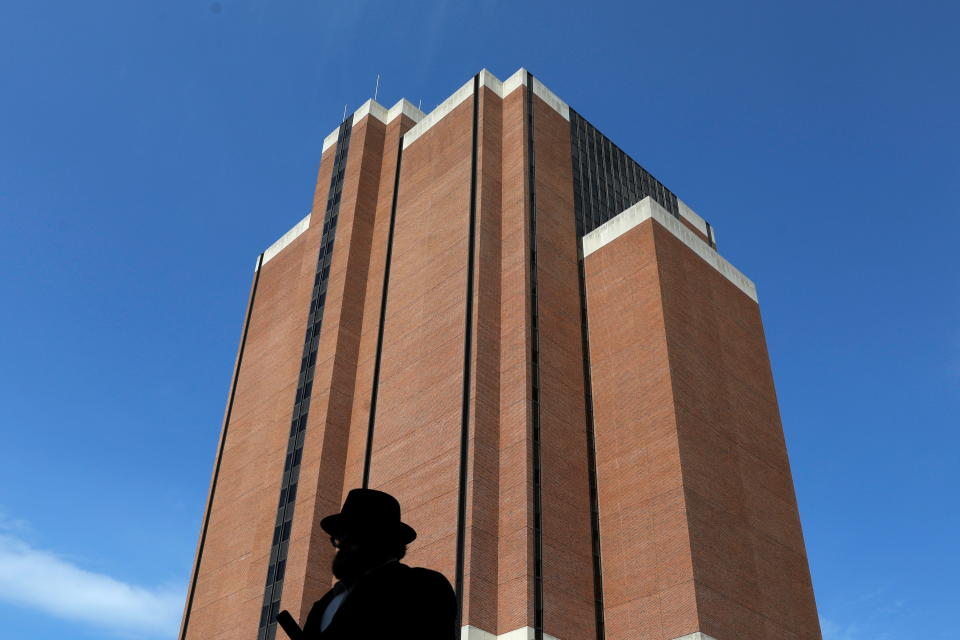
[402,77,476,149]
[321,99,426,153]
[677,197,709,237]
[257,212,311,270]
[478,68,526,100]
[319,68,572,155]
[403,68,569,150]
[461,626,560,640]
[461,626,497,640]
[532,76,569,120]
[479,68,567,119]
[322,128,341,154]
[502,68,525,96]
[352,98,389,124]
[478,67,506,95]
[461,625,710,640]
[387,98,424,124]
[321,68,568,153]
[582,197,757,302]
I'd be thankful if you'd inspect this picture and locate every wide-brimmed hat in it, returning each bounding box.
[320,489,417,545]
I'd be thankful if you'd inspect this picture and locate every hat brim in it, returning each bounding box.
[320,513,417,545]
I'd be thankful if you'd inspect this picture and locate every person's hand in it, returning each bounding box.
[275,610,304,640]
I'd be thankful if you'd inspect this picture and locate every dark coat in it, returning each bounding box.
[301,561,457,640]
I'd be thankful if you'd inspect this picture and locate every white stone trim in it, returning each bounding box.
[502,68,525,96]
[257,212,311,270]
[321,69,569,154]
[387,98,424,123]
[677,197,709,237]
[477,67,527,99]
[402,68,569,150]
[321,99,426,153]
[322,128,341,154]
[582,197,758,302]
[352,98,388,124]
[461,626,497,640]
[460,625,714,640]
[478,68,506,95]
[531,76,569,120]
[402,77,476,149]
[461,626,559,640]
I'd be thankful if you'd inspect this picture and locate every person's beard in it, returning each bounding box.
[332,548,360,582]
[332,548,388,583]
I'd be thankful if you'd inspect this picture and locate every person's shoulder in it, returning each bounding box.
[407,566,447,581]
[379,562,454,597]
[407,566,455,595]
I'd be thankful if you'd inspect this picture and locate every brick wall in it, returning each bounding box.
[185,72,819,640]
[584,218,820,640]
[184,141,332,639]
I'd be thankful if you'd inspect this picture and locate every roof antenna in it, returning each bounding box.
[418,98,422,111]
[373,74,380,102]
[342,104,347,122]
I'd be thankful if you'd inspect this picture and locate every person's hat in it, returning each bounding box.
[320,488,417,544]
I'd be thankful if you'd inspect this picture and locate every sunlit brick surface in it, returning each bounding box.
[183,70,820,640]
[584,220,820,639]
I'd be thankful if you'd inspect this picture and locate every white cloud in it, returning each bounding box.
[0,531,184,638]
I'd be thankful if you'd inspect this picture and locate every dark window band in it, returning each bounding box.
[527,71,545,640]
[257,118,353,640]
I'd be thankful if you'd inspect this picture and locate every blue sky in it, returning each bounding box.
[1,1,957,638]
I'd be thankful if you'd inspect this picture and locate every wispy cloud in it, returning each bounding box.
[0,520,184,639]
[821,617,862,640]
[820,585,904,640]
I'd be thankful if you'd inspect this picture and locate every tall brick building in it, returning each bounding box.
[179,69,821,640]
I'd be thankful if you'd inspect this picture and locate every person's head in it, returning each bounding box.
[320,489,416,584]
[329,531,407,582]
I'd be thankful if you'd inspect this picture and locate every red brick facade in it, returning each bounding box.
[181,70,820,640]
[584,218,819,639]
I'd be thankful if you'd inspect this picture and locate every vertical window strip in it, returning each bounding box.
[527,71,545,640]
[454,72,481,633]
[256,118,353,640]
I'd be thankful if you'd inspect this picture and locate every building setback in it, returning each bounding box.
[179,69,821,640]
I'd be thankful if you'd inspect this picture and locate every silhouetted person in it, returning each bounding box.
[276,488,457,640]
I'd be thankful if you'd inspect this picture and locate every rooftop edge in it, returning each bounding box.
[321,98,426,153]
[319,68,572,153]
[582,197,756,302]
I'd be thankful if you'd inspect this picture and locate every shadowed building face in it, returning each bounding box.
[179,68,822,640]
